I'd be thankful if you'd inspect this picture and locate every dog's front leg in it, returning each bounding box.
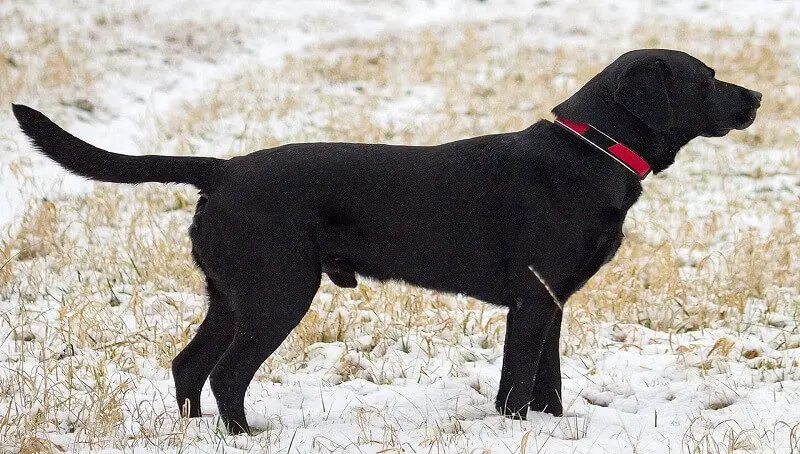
[495,300,560,419]
[528,308,563,416]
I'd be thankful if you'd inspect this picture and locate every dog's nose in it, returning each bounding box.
[748,89,762,106]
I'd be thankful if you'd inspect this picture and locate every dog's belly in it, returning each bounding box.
[318,222,508,304]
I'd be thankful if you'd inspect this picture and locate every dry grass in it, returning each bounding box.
[0,13,798,453]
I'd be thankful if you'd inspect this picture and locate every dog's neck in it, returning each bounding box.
[554,118,651,179]
[551,83,694,174]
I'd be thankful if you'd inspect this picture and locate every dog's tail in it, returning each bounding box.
[12,104,225,193]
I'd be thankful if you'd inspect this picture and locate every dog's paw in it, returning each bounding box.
[220,415,252,436]
[495,400,528,420]
[529,399,563,417]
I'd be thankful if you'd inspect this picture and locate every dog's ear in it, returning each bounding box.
[613,58,675,132]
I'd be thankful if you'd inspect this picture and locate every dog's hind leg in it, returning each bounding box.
[171,277,235,418]
[208,239,320,435]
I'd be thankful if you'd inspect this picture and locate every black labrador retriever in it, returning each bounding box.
[12,49,761,435]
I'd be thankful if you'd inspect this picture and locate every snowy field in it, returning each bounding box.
[1,0,799,452]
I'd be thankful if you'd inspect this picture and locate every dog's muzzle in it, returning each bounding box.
[735,89,762,130]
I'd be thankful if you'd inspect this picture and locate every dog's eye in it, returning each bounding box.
[702,74,716,93]
[700,76,716,101]
[701,68,716,90]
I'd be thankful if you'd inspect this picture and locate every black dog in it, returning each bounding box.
[12,49,760,435]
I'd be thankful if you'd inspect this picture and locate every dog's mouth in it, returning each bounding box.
[703,88,761,136]
[703,107,759,137]
[733,108,759,130]
[702,123,737,138]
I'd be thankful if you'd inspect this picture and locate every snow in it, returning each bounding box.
[1,0,799,452]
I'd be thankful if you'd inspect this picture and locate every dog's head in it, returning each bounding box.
[553,49,761,173]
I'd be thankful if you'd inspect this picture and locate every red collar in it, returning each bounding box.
[555,118,651,179]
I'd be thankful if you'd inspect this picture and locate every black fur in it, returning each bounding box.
[13,49,761,435]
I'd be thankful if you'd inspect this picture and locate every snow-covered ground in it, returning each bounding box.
[1,0,799,452]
